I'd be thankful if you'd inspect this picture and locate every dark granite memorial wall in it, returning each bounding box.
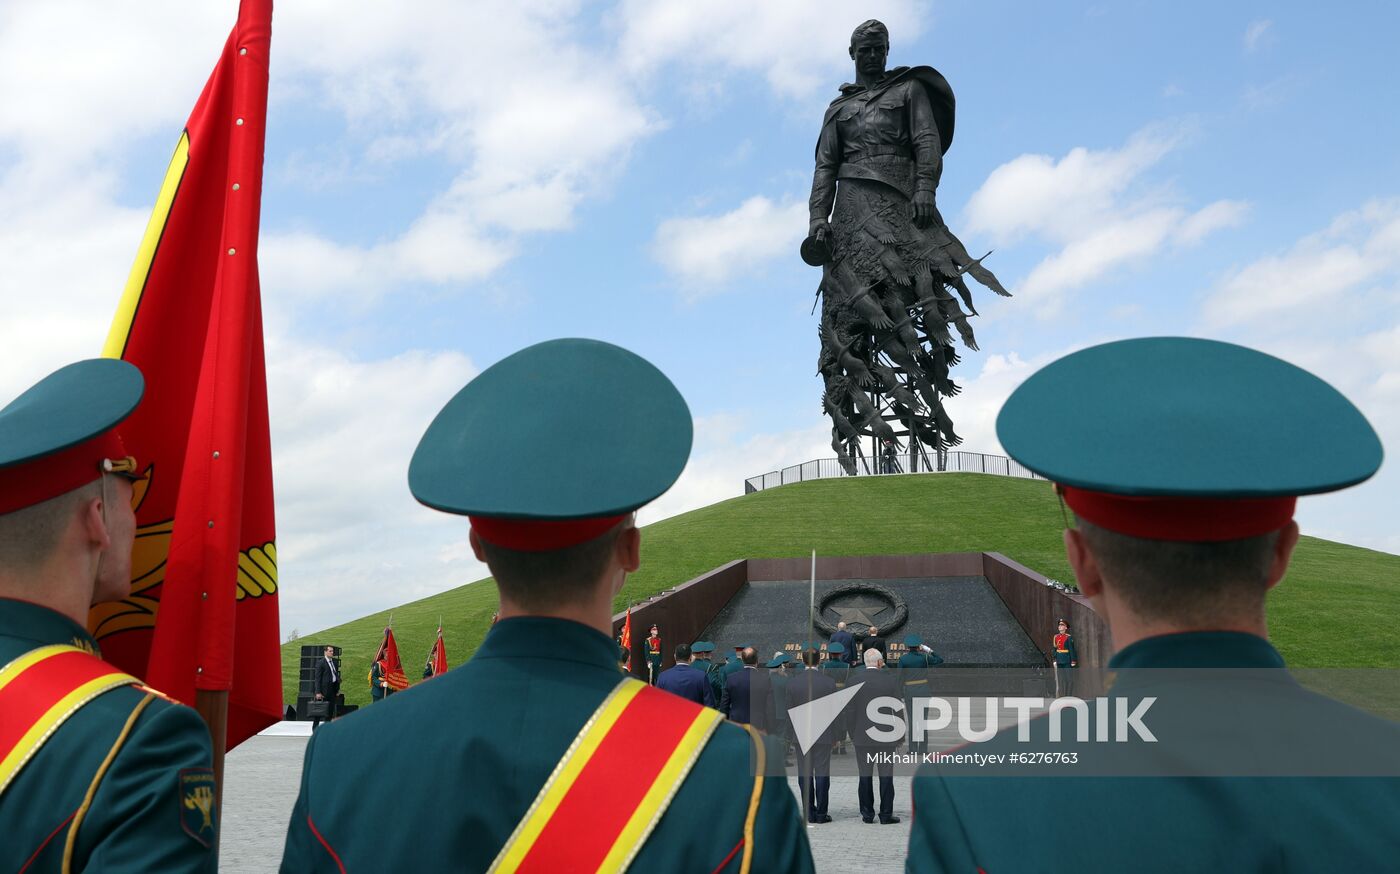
[612,551,1110,695]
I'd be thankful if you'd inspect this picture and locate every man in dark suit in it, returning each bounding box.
[785,648,843,823]
[656,643,715,707]
[829,622,857,666]
[850,649,901,824]
[721,647,762,725]
[861,626,886,661]
[312,644,341,729]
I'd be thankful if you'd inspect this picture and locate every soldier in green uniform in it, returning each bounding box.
[765,655,791,728]
[368,658,386,701]
[645,624,663,684]
[721,643,748,680]
[896,634,942,757]
[820,643,851,755]
[819,642,850,687]
[907,337,1400,872]
[1051,618,1077,697]
[693,641,726,704]
[0,360,217,872]
[281,339,812,872]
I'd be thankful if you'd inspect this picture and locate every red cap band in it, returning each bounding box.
[1060,485,1296,542]
[0,431,129,516]
[469,514,627,552]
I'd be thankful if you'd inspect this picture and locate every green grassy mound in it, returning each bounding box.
[283,473,1400,709]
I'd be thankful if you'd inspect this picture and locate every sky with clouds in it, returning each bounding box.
[3,1,1396,636]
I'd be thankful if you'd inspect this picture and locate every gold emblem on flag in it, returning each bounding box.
[90,464,279,641]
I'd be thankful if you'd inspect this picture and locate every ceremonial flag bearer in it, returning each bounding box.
[907,337,1400,872]
[280,339,812,872]
[0,360,217,871]
[896,634,941,757]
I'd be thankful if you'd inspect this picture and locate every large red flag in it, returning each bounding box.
[372,628,410,692]
[619,607,633,672]
[89,0,280,749]
[427,624,449,677]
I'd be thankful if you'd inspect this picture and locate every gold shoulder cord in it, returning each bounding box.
[61,693,155,872]
[740,724,766,874]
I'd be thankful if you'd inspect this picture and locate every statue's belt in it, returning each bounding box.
[854,144,912,159]
[838,157,915,200]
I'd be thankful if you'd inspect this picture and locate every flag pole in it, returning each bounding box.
[809,549,817,647]
[194,690,229,835]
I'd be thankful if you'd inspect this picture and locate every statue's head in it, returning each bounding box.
[849,19,889,76]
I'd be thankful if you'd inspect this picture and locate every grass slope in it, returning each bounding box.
[283,473,1400,709]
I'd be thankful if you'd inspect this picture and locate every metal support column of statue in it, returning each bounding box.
[804,19,1011,474]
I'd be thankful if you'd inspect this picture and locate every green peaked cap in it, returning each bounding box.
[0,359,144,470]
[0,359,146,514]
[996,337,1382,497]
[409,338,692,518]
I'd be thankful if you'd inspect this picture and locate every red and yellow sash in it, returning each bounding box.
[489,677,723,874]
[0,645,138,797]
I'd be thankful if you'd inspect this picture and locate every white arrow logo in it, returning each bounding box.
[788,682,864,754]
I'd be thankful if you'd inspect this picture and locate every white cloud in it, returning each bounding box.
[1018,203,1248,307]
[0,3,228,171]
[1243,19,1273,53]
[266,341,490,634]
[641,413,832,524]
[964,126,1248,315]
[1195,199,1400,556]
[614,0,926,99]
[1204,199,1400,327]
[0,3,666,316]
[937,346,1099,456]
[1176,199,1251,245]
[261,1,662,294]
[0,175,150,398]
[652,196,807,291]
[0,6,235,396]
[965,128,1183,245]
[258,222,516,307]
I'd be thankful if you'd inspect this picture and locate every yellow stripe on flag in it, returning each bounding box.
[103,131,190,359]
[596,706,723,873]
[490,678,646,873]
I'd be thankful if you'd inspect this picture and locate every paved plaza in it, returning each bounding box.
[223,730,918,873]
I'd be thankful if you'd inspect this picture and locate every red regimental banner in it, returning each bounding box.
[89,0,280,749]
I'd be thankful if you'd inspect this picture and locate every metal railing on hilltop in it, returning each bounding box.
[743,450,1045,494]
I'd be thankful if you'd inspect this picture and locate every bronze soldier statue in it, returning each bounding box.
[807,19,1009,473]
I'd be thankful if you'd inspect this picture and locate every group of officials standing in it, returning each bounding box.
[4,333,1400,872]
[657,628,945,824]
